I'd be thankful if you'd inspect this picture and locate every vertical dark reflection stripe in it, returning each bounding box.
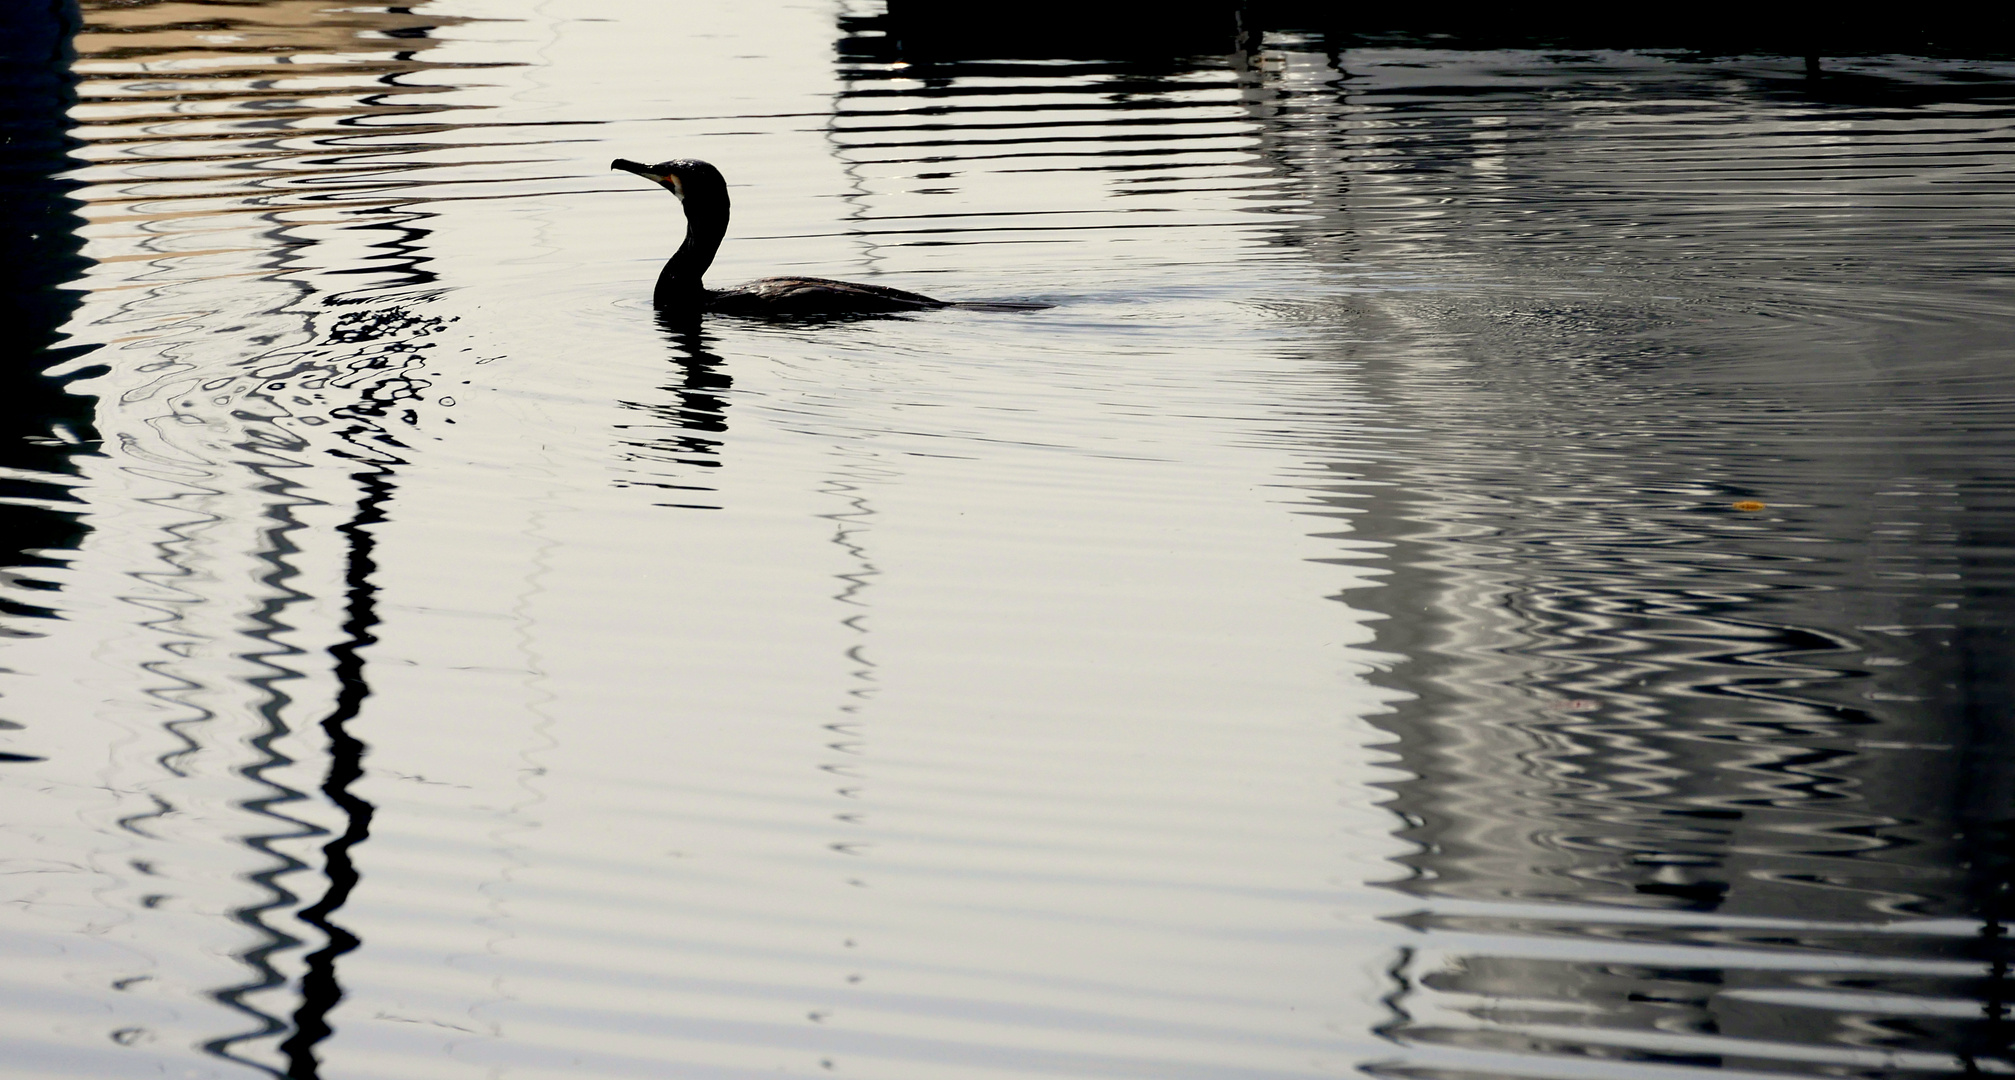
[0,0,97,632]
[190,287,444,1075]
[181,137,445,1073]
[279,455,392,1080]
[195,35,457,1065]
[258,284,446,1077]
[0,0,89,372]
[201,456,323,1075]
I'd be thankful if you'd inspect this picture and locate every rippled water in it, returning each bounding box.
[4,3,2012,1078]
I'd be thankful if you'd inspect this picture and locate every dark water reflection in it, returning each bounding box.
[3,2,2013,1077]
[1236,46,2015,1076]
[618,318,734,510]
[3,2,484,1074]
[0,0,93,622]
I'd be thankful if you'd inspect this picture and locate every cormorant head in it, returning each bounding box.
[612,158,727,205]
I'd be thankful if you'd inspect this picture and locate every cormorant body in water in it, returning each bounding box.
[613,157,1042,316]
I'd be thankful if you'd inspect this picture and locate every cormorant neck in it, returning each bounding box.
[653,191,729,308]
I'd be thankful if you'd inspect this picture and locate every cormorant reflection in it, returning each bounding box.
[653,310,734,434]
[605,312,734,510]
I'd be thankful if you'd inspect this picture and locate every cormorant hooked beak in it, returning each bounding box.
[612,158,683,198]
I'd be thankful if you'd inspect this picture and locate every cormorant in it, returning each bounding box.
[614,157,998,316]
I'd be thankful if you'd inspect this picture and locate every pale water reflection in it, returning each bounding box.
[1,2,2010,1079]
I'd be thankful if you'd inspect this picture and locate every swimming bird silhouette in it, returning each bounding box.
[612,157,1045,315]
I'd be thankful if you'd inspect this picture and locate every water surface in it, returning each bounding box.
[2,3,2011,1078]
